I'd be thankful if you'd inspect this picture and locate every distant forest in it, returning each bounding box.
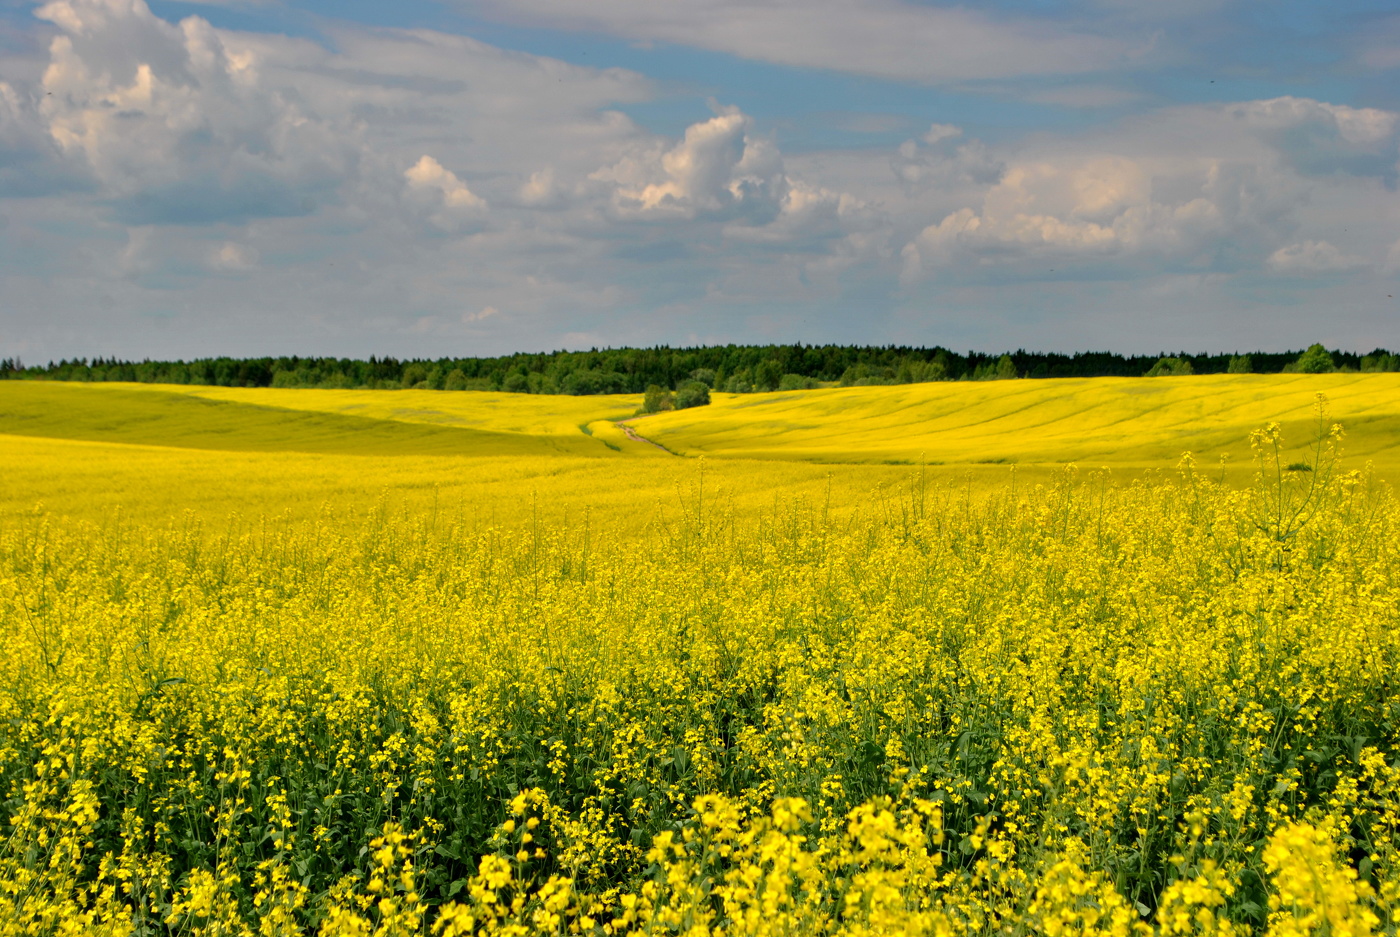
[2,344,1397,395]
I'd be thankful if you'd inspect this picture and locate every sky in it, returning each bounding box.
[1,0,1398,361]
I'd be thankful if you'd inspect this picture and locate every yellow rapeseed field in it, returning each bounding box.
[630,373,1400,472]
[1,379,1398,935]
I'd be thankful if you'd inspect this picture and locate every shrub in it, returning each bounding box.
[673,380,711,409]
[840,364,895,386]
[778,373,818,391]
[640,384,674,414]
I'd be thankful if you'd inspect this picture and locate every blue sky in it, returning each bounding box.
[1,0,1398,361]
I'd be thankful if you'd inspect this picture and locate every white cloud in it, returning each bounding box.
[892,123,1004,191]
[518,168,562,208]
[594,107,786,221]
[405,154,485,210]
[0,77,91,196]
[899,96,1400,283]
[901,156,1192,279]
[1227,96,1400,179]
[922,123,962,146]
[405,156,480,209]
[461,305,499,323]
[211,240,258,271]
[20,0,662,230]
[33,0,358,224]
[457,0,1137,83]
[583,105,875,252]
[1267,240,1367,275]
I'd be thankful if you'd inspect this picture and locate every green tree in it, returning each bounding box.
[400,363,428,388]
[640,384,673,414]
[1227,355,1252,374]
[527,372,559,394]
[753,359,783,392]
[673,380,711,409]
[778,373,817,391]
[443,369,468,391]
[1293,344,1335,374]
[905,358,947,383]
[1145,357,1194,377]
[994,354,1018,380]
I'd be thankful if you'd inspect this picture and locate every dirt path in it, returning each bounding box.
[616,421,673,453]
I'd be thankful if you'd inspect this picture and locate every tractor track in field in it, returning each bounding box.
[616,421,674,454]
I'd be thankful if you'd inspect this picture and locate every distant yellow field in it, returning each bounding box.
[1,375,1392,529]
[630,373,1400,470]
[0,432,942,530]
[6,374,1394,471]
[133,383,645,438]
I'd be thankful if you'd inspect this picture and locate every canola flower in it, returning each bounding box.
[1,405,1399,934]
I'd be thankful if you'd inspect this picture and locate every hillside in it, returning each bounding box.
[629,373,1400,470]
[4,375,1396,474]
[0,382,627,458]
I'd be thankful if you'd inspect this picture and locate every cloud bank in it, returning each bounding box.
[0,0,1396,359]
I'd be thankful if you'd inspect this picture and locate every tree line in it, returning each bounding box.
[1,343,1396,396]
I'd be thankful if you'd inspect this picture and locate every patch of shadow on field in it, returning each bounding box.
[0,383,602,457]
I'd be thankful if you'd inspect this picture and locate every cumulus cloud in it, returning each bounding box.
[0,78,90,197]
[594,107,786,222]
[1267,240,1367,275]
[1228,96,1400,180]
[726,179,879,251]
[901,156,1237,281]
[403,154,487,232]
[33,0,359,224]
[457,0,1136,83]
[892,123,1004,191]
[405,155,484,209]
[584,104,875,253]
[899,96,1400,283]
[518,168,563,208]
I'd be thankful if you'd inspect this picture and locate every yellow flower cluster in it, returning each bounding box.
[1,408,1398,934]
